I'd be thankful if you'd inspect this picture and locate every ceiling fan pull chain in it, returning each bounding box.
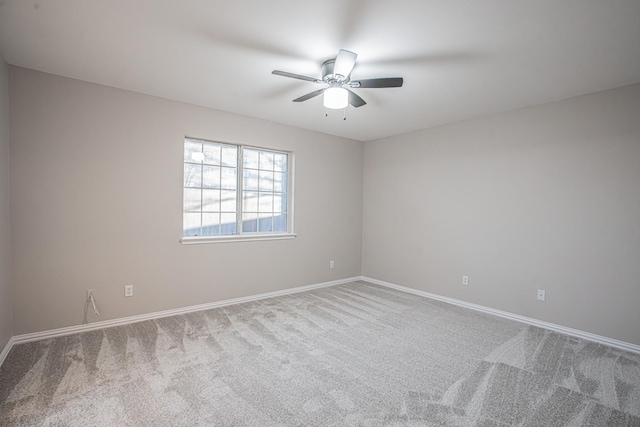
[343,108,347,120]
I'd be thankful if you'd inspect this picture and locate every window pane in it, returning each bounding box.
[242,212,258,233]
[221,167,237,190]
[258,215,273,232]
[259,171,273,191]
[273,213,287,232]
[184,163,202,188]
[183,212,201,236]
[183,188,202,211]
[184,140,202,163]
[221,145,237,167]
[259,151,274,170]
[220,213,236,235]
[203,143,221,165]
[243,191,258,212]
[244,169,259,191]
[220,190,236,212]
[273,193,287,212]
[243,148,259,169]
[273,194,284,213]
[274,153,287,172]
[203,166,220,189]
[259,193,273,213]
[273,172,285,192]
[202,189,220,212]
[202,213,220,236]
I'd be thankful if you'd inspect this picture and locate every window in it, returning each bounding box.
[182,138,294,243]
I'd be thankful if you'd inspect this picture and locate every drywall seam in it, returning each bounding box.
[362,276,640,354]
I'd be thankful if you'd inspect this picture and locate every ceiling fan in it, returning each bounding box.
[272,49,403,110]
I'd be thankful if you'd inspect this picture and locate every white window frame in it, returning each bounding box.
[180,137,296,245]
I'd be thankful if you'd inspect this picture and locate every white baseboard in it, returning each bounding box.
[9,276,360,348]
[360,276,640,355]
[3,275,638,368]
[0,336,15,367]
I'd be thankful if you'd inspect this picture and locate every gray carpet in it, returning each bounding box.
[1,281,639,426]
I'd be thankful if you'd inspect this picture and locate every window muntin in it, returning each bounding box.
[183,138,291,239]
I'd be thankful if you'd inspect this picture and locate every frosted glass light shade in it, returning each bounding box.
[324,88,348,109]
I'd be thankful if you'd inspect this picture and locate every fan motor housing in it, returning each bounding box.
[322,59,349,84]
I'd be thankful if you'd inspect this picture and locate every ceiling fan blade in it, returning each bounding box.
[272,70,320,83]
[334,49,357,78]
[293,88,326,102]
[352,77,404,88]
[347,89,366,108]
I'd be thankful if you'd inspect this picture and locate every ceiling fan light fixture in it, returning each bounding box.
[273,48,403,111]
[324,87,348,109]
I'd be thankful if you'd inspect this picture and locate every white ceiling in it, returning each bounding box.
[1,0,639,141]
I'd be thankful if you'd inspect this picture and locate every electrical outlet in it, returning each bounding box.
[462,275,469,286]
[124,284,134,297]
[86,289,96,302]
[330,260,335,269]
[537,289,546,301]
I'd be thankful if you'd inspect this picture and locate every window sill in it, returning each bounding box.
[180,233,297,245]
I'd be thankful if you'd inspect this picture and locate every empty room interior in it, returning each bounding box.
[1,1,640,425]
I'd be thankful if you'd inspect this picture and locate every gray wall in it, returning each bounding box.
[7,65,640,348]
[363,84,640,346]
[0,56,12,350]
[9,67,363,335]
